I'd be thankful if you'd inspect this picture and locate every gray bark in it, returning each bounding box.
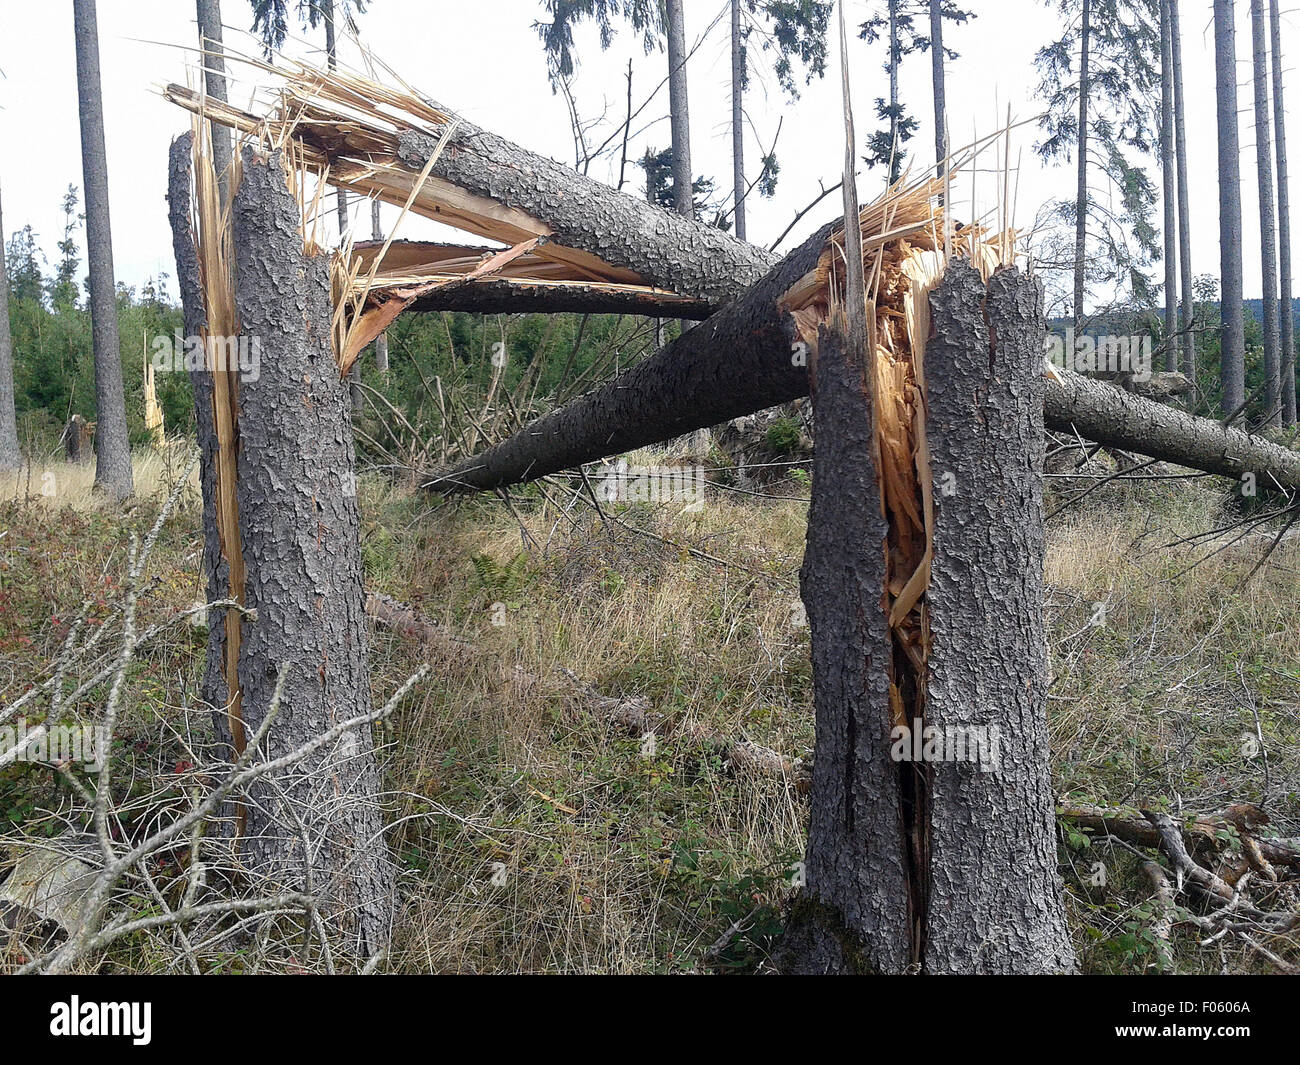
[1171,0,1195,380]
[0,180,19,470]
[1160,0,1178,371]
[403,277,712,319]
[731,0,746,240]
[775,317,910,975]
[1215,0,1247,416]
[392,122,769,310]
[1075,0,1092,328]
[665,0,693,219]
[780,264,1075,973]
[73,0,134,500]
[231,147,393,956]
[166,133,233,755]
[931,0,947,183]
[195,0,232,208]
[1271,0,1295,423]
[1252,0,1280,425]
[922,264,1074,974]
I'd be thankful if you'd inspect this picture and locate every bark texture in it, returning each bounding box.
[0,180,20,470]
[1170,0,1195,379]
[731,0,747,240]
[1160,0,1178,369]
[403,277,712,320]
[166,133,233,754]
[1215,0,1247,416]
[419,220,829,494]
[1074,0,1092,328]
[73,0,134,500]
[1271,0,1295,423]
[930,0,947,182]
[776,318,911,975]
[1252,0,1281,424]
[922,263,1075,973]
[665,0,694,218]
[231,147,393,956]
[391,124,769,309]
[195,0,232,208]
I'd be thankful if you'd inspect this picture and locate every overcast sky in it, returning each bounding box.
[0,0,1296,312]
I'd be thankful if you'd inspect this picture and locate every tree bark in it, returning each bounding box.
[1074,0,1091,329]
[665,0,694,219]
[1215,0,1247,417]
[419,215,1300,497]
[921,264,1074,973]
[73,0,134,500]
[231,146,393,956]
[731,0,746,240]
[195,0,231,208]
[779,264,1074,973]
[1170,0,1195,382]
[1160,0,1178,372]
[0,180,20,471]
[167,132,233,755]
[1271,0,1295,424]
[930,0,947,184]
[1252,0,1280,425]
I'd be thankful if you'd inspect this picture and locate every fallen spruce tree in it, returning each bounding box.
[165,65,1300,495]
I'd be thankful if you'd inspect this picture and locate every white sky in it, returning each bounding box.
[0,0,1296,311]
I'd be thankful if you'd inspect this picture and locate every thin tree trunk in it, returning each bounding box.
[1252,0,1280,425]
[665,0,693,218]
[888,0,901,183]
[1074,0,1092,328]
[73,0,134,500]
[1160,0,1178,372]
[371,199,389,373]
[0,180,20,471]
[779,263,1075,973]
[195,0,231,208]
[232,146,393,956]
[930,0,947,183]
[1271,0,1295,423]
[731,0,746,240]
[1215,0,1247,417]
[1171,0,1195,384]
[324,0,348,235]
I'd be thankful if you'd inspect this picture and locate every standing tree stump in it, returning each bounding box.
[778,260,1075,974]
[64,415,94,464]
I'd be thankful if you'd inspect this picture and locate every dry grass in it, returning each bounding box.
[2,456,1298,973]
[0,447,199,512]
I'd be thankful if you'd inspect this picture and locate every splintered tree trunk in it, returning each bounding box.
[1171,0,1195,382]
[0,180,19,471]
[779,262,1074,974]
[1271,0,1295,424]
[1160,0,1178,371]
[1252,0,1280,425]
[230,147,393,956]
[73,0,134,500]
[1215,0,1247,416]
[166,133,233,754]
[665,0,693,219]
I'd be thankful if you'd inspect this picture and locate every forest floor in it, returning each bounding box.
[1,446,1298,973]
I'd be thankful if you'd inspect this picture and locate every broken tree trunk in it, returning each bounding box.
[778,261,1074,974]
[167,131,233,755]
